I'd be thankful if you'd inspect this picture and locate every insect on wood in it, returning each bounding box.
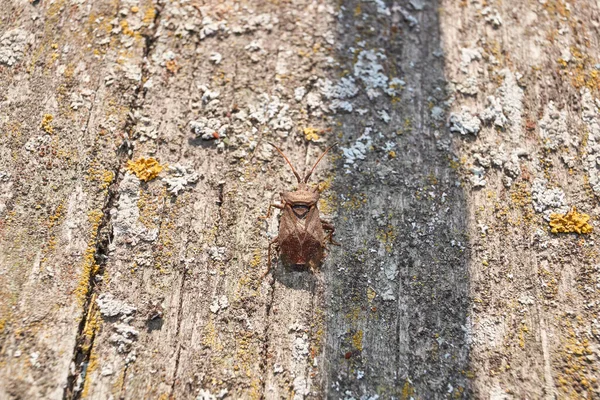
[261,142,339,277]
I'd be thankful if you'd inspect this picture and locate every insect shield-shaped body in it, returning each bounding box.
[261,143,338,277]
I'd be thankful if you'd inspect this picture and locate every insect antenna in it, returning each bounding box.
[303,142,339,183]
[268,142,302,183]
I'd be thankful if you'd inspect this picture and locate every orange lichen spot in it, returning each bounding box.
[303,127,320,142]
[388,150,397,159]
[131,6,139,13]
[549,207,593,234]
[126,157,164,181]
[165,59,180,74]
[41,114,54,134]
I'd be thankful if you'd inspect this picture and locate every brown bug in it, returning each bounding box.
[261,142,338,277]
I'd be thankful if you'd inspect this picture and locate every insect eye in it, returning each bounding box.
[292,205,310,219]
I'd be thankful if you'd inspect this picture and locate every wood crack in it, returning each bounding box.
[168,272,187,398]
[62,1,164,398]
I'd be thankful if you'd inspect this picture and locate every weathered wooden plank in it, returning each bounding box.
[0,0,153,398]
[319,1,472,398]
[439,0,600,398]
[82,0,346,397]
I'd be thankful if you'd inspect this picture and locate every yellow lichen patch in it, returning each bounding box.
[81,300,101,353]
[510,182,531,208]
[74,209,103,305]
[341,193,367,210]
[48,201,65,229]
[549,207,593,234]
[316,175,338,214]
[87,159,115,191]
[81,347,99,398]
[317,175,333,193]
[367,287,376,303]
[452,386,465,398]
[41,114,54,134]
[303,127,320,142]
[142,6,157,25]
[250,249,261,268]
[126,157,164,181]
[352,330,363,351]
[201,319,222,351]
[388,150,397,159]
[556,317,597,395]
[137,189,161,230]
[120,20,135,36]
[100,170,115,190]
[518,323,529,349]
[557,46,600,91]
[376,224,397,253]
[557,58,568,68]
[0,315,8,335]
[543,0,571,19]
[401,380,415,400]
[345,304,362,322]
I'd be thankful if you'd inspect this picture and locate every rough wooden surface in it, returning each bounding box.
[2,0,600,399]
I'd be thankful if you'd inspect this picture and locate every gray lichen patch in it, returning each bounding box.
[481,96,507,129]
[209,295,229,314]
[449,108,481,136]
[581,89,600,197]
[162,165,199,195]
[460,46,482,72]
[97,293,137,318]
[539,101,570,151]
[495,70,524,143]
[318,77,359,113]
[190,117,228,141]
[110,173,158,247]
[456,76,479,96]
[340,127,373,168]
[531,178,568,220]
[0,29,33,67]
[482,7,503,28]
[353,49,389,99]
[110,323,139,354]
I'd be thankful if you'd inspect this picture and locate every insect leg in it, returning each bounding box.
[258,203,284,220]
[321,220,340,246]
[263,237,279,279]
